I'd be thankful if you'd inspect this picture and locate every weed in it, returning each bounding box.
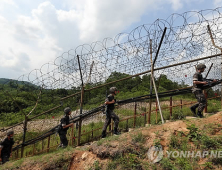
[201,135,220,150]
[160,157,175,170]
[106,161,117,170]
[203,162,214,169]
[153,138,161,147]
[132,132,146,143]
[119,153,142,170]
[187,124,201,141]
[172,109,185,120]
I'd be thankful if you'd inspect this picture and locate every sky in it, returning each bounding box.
[0,0,221,80]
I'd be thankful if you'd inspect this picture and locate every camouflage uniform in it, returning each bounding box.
[102,94,119,137]
[191,72,206,113]
[0,135,14,164]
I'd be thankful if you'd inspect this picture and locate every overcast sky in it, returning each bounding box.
[0,0,221,79]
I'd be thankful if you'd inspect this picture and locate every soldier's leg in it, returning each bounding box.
[1,154,9,164]
[110,111,119,129]
[102,114,111,137]
[110,111,120,135]
[59,132,68,147]
[190,103,199,116]
[195,91,206,117]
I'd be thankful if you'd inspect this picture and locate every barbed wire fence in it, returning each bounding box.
[0,7,222,159]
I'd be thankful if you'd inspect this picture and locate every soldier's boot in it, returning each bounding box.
[101,131,106,138]
[190,104,198,117]
[197,111,203,118]
[114,128,120,135]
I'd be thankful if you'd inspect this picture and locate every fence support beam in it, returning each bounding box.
[77,55,84,146]
[207,25,222,109]
[150,39,164,124]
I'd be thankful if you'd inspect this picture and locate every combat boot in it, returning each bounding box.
[190,104,198,117]
[114,128,120,135]
[197,111,203,118]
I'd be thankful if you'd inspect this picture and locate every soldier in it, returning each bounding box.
[58,107,74,148]
[101,87,120,138]
[190,64,217,118]
[0,131,15,164]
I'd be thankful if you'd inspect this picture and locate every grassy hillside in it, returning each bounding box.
[1,112,222,170]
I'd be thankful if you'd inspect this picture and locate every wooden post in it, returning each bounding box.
[111,120,113,135]
[33,143,35,155]
[77,120,82,146]
[47,135,50,153]
[42,139,44,152]
[144,108,146,127]
[71,124,74,146]
[204,90,208,113]
[148,80,152,124]
[134,103,137,128]
[156,100,158,124]
[73,133,76,146]
[180,99,182,109]
[21,116,28,158]
[16,149,19,159]
[126,119,128,131]
[170,96,172,118]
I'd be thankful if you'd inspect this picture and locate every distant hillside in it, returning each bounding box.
[0,78,37,87]
[0,78,38,88]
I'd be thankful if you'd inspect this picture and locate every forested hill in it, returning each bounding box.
[0,72,218,126]
[0,78,36,86]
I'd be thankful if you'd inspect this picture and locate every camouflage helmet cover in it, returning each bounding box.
[196,63,206,70]
[64,107,71,114]
[109,87,117,93]
[7,130,14,136]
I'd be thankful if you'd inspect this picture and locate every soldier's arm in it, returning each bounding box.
[62,123,74,129]
[105,100,115,105]
[193,80,207,85]
[61,118,74,129]
[0,145,2,161]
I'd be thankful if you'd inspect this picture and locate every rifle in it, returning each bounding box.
[202,78,222,89]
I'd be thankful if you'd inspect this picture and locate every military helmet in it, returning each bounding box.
[196,63,206,70]
[109,87,117,94]
[7,130,14,136]
[64,107,71,114]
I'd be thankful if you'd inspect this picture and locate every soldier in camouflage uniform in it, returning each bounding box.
[101,87,120,138]
[58,107,74,148]
[0,131,14,164]
[190,64,217,118]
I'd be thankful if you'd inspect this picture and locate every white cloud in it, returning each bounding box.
[0,0,217,81]
[169,0,183,11]
[214,0,222,7]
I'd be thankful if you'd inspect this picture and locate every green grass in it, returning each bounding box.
[1,146,74,170]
